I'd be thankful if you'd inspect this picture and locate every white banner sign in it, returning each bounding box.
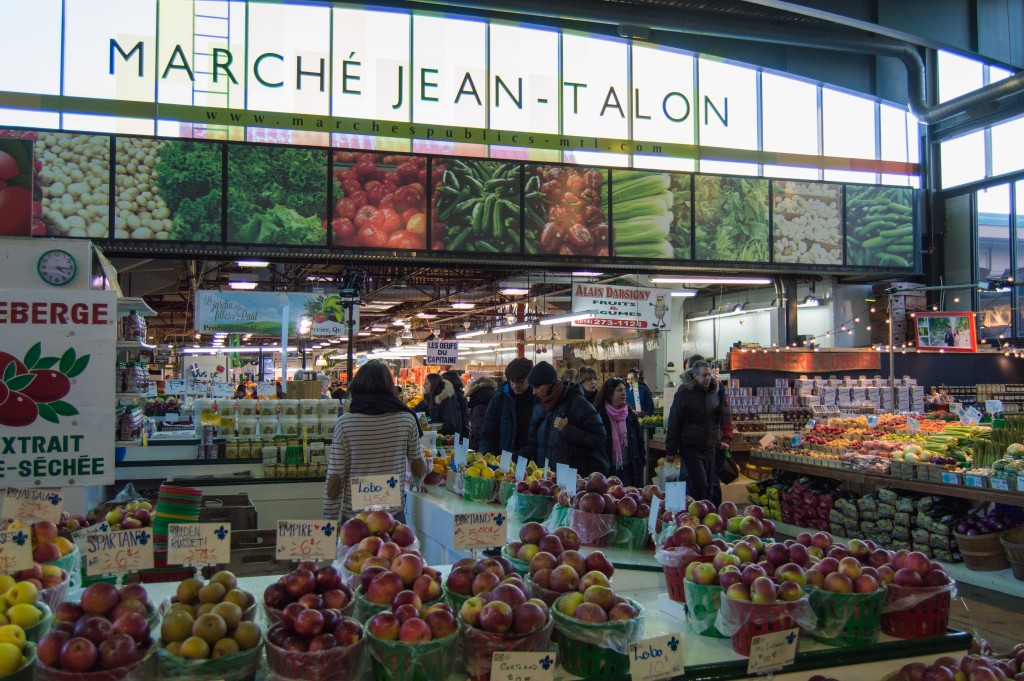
[195,291,358,338]
[0,290,116,486]
[571,284,672,330]
[425,341,458,365]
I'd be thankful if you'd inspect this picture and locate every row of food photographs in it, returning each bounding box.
[4,129,914,269]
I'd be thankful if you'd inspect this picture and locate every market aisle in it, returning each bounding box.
[948,581,1024,653]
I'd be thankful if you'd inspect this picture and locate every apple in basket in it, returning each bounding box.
[460,583,550,635]
[567,585,638,623]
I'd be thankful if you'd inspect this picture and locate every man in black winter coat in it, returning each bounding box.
[524,361,608,476]
[479,358,535,456]
[664,360,732,502]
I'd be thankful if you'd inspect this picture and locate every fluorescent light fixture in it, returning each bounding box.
[451,302,475,310]
[501,287,529,296]
[572,271,603,277]
[539,310,598,325]
[358,332,371,336]
[228,281,258,290]
[392,319,407,326]
[651,276,773,285]
[687,305,773,322]
[416,312,437,319]
[370,326,386,332]
[183,346,297,354]
[799,295,821,308]
[494,322,533,334]
[671,289,698,298]
[237,260,269,268]
[456,328,488,339]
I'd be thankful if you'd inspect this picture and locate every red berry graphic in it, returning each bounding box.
[0,381,8,407]
[20,369,71,403]
[0,351,27,377]
[0,392,37,427]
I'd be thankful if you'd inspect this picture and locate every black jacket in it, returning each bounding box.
[527,382,609,476]
[665,372,732,457]
[479,382,534,455]
[598,407,645,487]
[626,382,655,416]
[465,377,498,451]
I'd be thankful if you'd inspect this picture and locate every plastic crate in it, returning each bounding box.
[880,584,952,639]
[808,586,885,647]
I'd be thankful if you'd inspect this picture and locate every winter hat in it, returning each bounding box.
[527,361,558,388]
[687,354,705,368]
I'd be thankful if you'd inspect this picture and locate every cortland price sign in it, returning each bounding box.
[426,341,458,365]
[453,512,506,550]
[572,285,672,330]
[0,290,116,487]
[277,520,338,561]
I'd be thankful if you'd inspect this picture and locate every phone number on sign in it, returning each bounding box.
[576,319,648,328]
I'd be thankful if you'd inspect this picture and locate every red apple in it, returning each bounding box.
[61,637,99,673]
[286,568,317,599]
[368,611,401,641]
[98,633,140,671]
[80,581,120,615]
[38,630,71,667]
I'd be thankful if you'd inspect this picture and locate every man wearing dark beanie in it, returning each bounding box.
[523,361,608,476]
[479,357,536,456]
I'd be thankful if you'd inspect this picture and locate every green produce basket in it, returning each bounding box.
[501,547,530,575]
[609,516,650,551]
[498,481,516,506]
[23,601,52,643]
[445,588,471,614]
[808,586,886,647]
[551,594,645,678]
[355,585,447,624]
[724,532,774,544]
[45,546,81,587]
[156,640,263,681]
[545,505,570,529]
[682,580,725,638]
[463,476,498,503]
[506,493,554,524]
[365,625,459,681]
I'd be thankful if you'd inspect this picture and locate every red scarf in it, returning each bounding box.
[537,381,566,412]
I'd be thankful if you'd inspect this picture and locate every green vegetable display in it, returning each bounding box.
[608,170,692,260]
[433,159,521,253]
[693,176,769,262]
[227,145,328,246]
[153,140,223,242]
[845,185,914,268]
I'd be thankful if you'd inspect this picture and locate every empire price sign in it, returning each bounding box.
[0,290,116,487]
[277,520,338,561]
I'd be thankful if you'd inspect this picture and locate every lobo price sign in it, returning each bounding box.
[572,285,672,330]
[0,290,116,487]
[453,512,506,550]
[168,523,231,566]
[350,475,402,511]
[79,528,154,576]
[276,520,338,561]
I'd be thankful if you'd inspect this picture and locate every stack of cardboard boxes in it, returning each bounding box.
[871,282,926,346]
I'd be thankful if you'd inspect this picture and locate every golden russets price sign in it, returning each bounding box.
[168,523,232,566]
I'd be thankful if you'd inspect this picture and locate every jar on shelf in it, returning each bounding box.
[123,310,146,341]
[127,362,149,394]
[116,362,129,392]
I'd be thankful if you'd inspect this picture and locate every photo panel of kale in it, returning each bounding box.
[433,158,523,254]
[693,176,769,262]
[331,151,428,250]
[845,185,914,268]
[523,164,608,256]
[227,145,328,246]
[609,169,691,259]
[115,138,223,242]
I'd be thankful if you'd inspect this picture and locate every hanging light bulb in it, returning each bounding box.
[854,317,860,323]
[866,325,872,331]
[840,325,846,331]
[870,307,876,313]
[847,329,853,335]
[954,296,960,303]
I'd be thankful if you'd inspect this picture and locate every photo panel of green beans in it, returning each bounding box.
[608,169,691,260]
[845,185,914,269]
[432,158,523,254]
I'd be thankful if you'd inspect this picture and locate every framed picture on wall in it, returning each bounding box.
[913,312,977,352]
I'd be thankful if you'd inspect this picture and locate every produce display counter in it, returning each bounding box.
[135,570,969,681]
[750,453,1024,506]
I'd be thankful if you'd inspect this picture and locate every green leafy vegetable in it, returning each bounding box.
[154,140,223,242]
[693,176,769,262]
[235,205,323,246]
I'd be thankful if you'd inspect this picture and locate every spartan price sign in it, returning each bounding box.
[80,528,154,575]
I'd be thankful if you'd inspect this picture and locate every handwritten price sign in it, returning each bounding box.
[490,652,555,681]
[1,487,63,523]
[80,529,155,576]
[629,633,685,681]
[277,520,338,561]
[0,531,33,574]
[453,512,506,550]
[747,628,799,675]
[168,523,231,566]
[350,474,402,511]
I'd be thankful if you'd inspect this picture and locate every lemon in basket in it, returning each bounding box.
[479,467,495,479]
[6,604,40,629]
[465,467,481,478]
[0,641,23,675]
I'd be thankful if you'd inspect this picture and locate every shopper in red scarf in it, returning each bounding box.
[524,361,608,475]
[594,377,646,487]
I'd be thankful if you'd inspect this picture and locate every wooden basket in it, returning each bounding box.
[954,530,1010,571]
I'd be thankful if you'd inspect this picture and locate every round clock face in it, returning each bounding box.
[37,249,77,286]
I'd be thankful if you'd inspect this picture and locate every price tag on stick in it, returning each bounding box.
[664,482,686,513]
[648,496,661,537]
[906,417,920,433]
[0,531,33,574]
[79,528,155,576]
[556,464,574,491]
[490,652,556,681]
[499,451,513,472]
[759,433,776,449]
[629,633,686,681]
[276,520,339,561]
[514,458,527,482]
[747,628,799,675]
[986,400,1004,414]
[453,512,506,550]
[168,523,231,566]
[350,474,403,511]
[1,487,63,524]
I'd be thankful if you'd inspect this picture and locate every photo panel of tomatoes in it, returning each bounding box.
[0,135,34,238]
[226,144,329,247]
[431,158,522,254]
[330,151,428,250]
[523,164,608,257]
